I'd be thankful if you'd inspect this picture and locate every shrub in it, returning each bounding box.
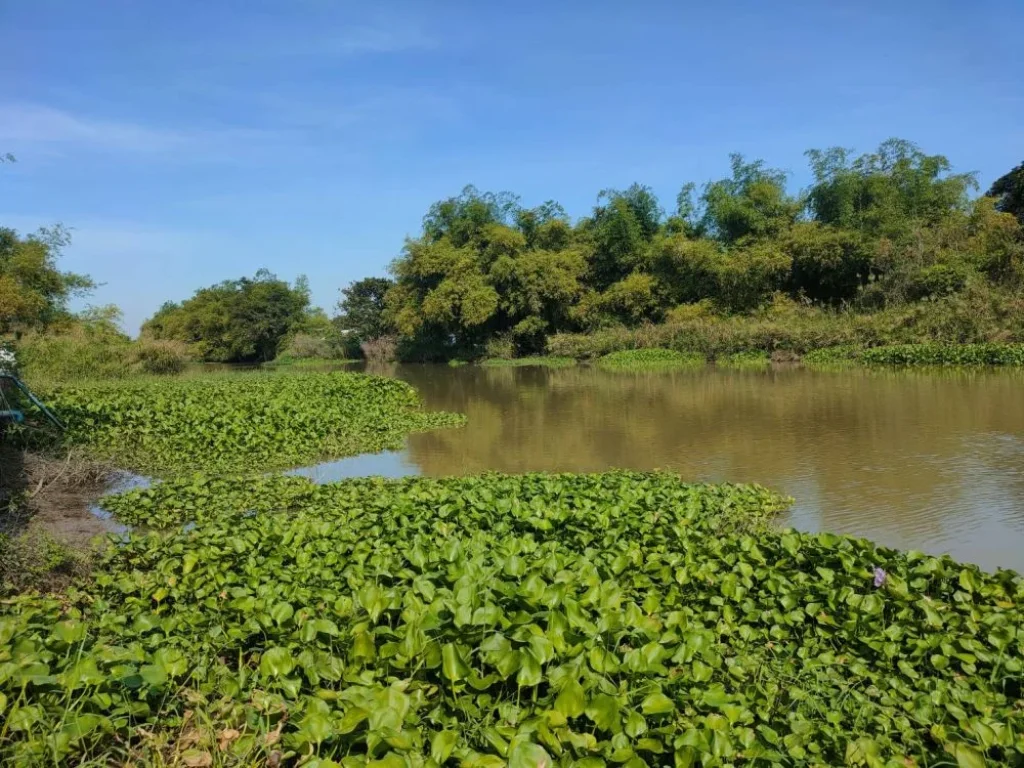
[17,328,133,384]
[277,331,333,361]
[361,335,398,363]
[131,339,190,375]
[483,333,516,360]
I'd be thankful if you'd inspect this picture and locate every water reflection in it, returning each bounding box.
[382,364,1024,572]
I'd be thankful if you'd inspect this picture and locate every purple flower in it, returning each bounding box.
[873,567,887,588]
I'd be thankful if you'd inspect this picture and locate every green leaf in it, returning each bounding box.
[554,679,585,718]
[298,712,334,745]
[640,692,674,715]
[260,646,295,678]
[585,694,621,733]
[270,601,294,625]
[431,730,458,764]
[954,744,986,768]
[508,741,551,768]
[442,643,469,682]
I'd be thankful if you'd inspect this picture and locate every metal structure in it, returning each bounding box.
[0,373,65,431]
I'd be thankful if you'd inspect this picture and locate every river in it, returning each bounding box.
[292,363,1024,573]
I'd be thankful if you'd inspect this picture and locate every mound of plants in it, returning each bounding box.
[481,357,577,369]
[41,372,464,475]
[597,349,705,372]
[802,343,1024,368]
[860,343,1024,367]
[2,471,1021,767]
[801,346,864,368]
[715,351,770,370]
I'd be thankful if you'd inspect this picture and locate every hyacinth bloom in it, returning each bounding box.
[873,567,888,588]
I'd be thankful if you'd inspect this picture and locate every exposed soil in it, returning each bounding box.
[1,445,115,543]
[1,445,118,591]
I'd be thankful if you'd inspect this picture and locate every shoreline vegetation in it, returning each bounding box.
[4,140,1024,386]
[479,341,1024,369]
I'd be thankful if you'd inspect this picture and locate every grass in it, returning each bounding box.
[597,348,705,371]
[480,356,577,368]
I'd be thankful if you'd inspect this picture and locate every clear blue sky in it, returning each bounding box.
[2,0,1022,332]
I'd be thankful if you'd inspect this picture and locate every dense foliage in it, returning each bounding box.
[337,278,396,343]
[989,161,1024,224]
[2,472,1020,766]
[16,306,192,384]
[143,270,317,363]
[41,371,464,475]
[0,226,94,336]
[365,142,1024,360]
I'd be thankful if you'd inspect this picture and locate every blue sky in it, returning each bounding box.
[2,0,1022,333]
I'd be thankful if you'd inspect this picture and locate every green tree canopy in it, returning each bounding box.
[143,269,311,362]
[365,139,1024,359]
[987,160,1024,224]
[700,155,802,244]
[0,226,94,335]
[336,277,394,340]
[805,139,977,238]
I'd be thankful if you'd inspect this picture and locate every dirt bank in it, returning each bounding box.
[1,446,117,591]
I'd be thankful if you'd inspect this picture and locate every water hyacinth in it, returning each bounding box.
[873,566,888,588]
[0,472,1012,766]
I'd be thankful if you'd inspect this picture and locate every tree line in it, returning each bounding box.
[3,142,1023,365]
[344,140,1024,360]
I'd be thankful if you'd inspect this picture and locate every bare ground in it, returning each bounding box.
[1,445,117,591]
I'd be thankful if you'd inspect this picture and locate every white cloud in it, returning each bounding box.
[0,102,303,164]
[0,103,189,153]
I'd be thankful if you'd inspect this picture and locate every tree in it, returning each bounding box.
[143,270,310,362]
[0,226,94,335]
[336,277,394,340]
[805,139,977,238]
[701,155,801,243]
[584,184,663,290]
[987,161,1024,224]
[422,185,520,247]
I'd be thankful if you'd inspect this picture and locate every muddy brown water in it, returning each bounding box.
[294,364,1024,574]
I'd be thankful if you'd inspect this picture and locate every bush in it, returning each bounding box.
[17,328,133,384]
[131,339,190,375]
[483,333,516,360]
[277,332,334,361]
[361,335,398,363]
